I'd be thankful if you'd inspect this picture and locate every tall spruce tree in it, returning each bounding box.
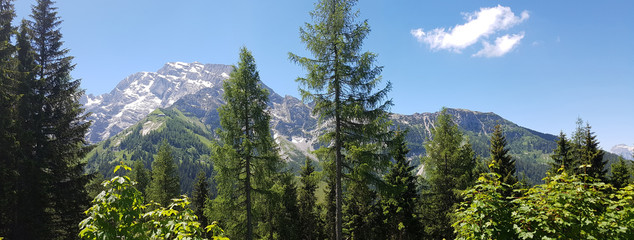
[13,19,49,240]
[550,131,574,174]
[15,0,93,238]
[147,141,181,206]
[290,0,392,238]
[421,108,476,239]
[0,0,16,236]
[489,124,517,195]
[382,130,420,240]
[610,157,630,189]
[211,47,281,240]
[191,170,210,232]
[579,124,606,181]
[298,158,321,240]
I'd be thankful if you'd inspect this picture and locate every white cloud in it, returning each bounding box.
[473,33,525,57]
[411,5,528,56]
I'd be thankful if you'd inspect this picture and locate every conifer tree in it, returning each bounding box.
[275,173,301,240]
[298,158,321,240]
[129,160,150,196]
[610,157,630,189]
[211,47,281,240]
[191,170,210,231]
[421,108,476,239]
[0,0,16,236]
[290,0,392,238]
[147,141,181,206]
[13,19,49,240]
[382,131,420,240]
[14,0,93,238]
[343,181,385,240]
[85,172,105,199]
[550,131,574,174]
[579,124,606,181]
[570,117,585,171]
[489,124,517,196]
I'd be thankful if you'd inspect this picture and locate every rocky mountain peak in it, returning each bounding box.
[610,144,634,160]
[81,62,233,143]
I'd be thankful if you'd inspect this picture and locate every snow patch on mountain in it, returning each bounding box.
[81,62,234,143]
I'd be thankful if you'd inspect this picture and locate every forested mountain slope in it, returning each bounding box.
[83,62,619,188]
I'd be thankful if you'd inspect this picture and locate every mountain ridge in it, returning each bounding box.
[80,62,234,143]
[610,144,634,160]
[82,62,572,187]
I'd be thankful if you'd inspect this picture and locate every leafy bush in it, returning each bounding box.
[455,171,634,239]
[79,164,228,240]
[453,173,515,240]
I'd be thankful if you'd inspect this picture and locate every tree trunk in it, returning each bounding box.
[245,86,253,240]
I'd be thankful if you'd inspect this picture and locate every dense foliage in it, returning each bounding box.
[147,141,181,206]
[421,108,477,239]
[297,158,322,239]
[488,124,518,197]
[85,108,214,195]
[1,1,632,240]
[455,171,634,239]
[381,131,421,239]
[0,0,92,238]
[289,0,393,238]
[79,164,228,240]
[453,173,515,240]
[207,47,284,240]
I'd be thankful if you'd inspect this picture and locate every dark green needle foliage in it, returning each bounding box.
[289,0,392,238]
[549,131,574,174]
[147,141,181,206]
[610,157,630,189]
[2,0,93,238]
[85,172,105,200]
[192,170,211,233]
[579,124,606,181]
[489,124,517,197]
[275,173,301,240]
[421,108,476,240]
[381,130,421,240]
[297,159,322,239]
[0,0,16,236]
[129,160,151,196]
[210,47,282,240]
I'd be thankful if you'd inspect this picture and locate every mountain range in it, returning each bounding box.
[80,62,621,192]
[610,144,634,160]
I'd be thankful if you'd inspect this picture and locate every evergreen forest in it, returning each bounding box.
[0,0,633,239]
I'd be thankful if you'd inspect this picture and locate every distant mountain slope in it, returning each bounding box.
[83,62,613,187]
[81,62,233,143]
[610,144,634,160]
[84,107,215,195]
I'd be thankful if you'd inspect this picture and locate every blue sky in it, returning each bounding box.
[14,0,634,149]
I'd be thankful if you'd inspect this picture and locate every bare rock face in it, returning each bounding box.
[83,62,561,183]
[81,62,233,143]
[610,144,634,160]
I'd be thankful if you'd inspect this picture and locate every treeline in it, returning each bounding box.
[2,0,633,240]
[86,108,214,195]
